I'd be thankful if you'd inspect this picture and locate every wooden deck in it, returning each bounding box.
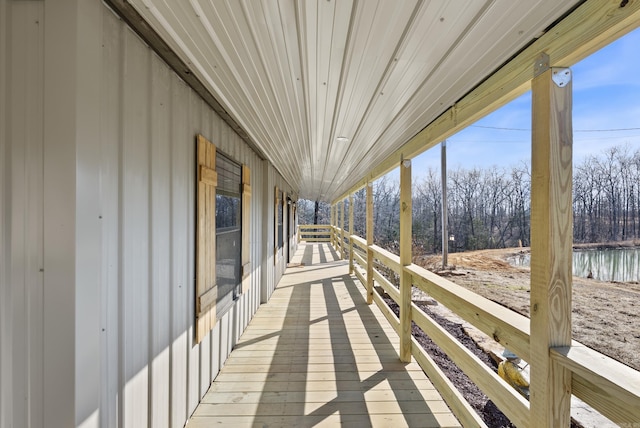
[188,243,461,427]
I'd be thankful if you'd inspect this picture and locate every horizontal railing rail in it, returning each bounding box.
[297,224,332,242]
[346,233,640,427]
[550,345,640,424]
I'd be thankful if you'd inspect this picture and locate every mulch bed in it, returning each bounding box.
[384,296,583,428]
[384,297,515,427]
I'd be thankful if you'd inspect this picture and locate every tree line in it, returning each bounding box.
[297,144,640,254]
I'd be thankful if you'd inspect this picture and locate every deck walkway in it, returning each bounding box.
[188,243,461,427]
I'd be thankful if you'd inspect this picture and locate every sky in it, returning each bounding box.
[405,26,640,180]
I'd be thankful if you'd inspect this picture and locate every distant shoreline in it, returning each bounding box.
[573,240,640,250]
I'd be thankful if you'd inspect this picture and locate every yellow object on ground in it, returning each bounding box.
[498,360,530,399]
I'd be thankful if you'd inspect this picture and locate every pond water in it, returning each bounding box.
[508,247,640,282]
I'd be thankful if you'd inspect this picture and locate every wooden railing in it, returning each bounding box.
[297,224,332,242]
[345,232,640,427]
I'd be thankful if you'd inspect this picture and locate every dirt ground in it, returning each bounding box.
[416,246,640,371]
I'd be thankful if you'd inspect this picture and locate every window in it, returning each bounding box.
[215,152,242,318]
[277,191,284,249]
[195,134,251,343]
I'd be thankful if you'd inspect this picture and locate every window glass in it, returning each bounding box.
[216,152,242,317]
[277,192,283,249]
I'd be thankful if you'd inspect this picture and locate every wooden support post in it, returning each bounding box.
[349,194,354,273]
[530,61,573,427]
[366,183,374,304]
[334,204,339,251]
[441,141,448,268]
[339,200,345,259]
[329,205,336,248]
[399,159,412,362]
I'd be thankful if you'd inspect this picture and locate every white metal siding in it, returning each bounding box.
[0,0,7,423]
[0,2,294,427]
[0,2,45,427]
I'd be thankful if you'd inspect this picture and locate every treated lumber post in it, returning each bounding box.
[340,200,345,259]
[399,159,412,362]
[441,141,448,268]
[530,59,573,427]
[349,194,354,273]
[366,182,374,304]
[334,203,339,252]
[329,205,336,248]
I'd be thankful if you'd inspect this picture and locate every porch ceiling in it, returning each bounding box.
[125,0,580,202]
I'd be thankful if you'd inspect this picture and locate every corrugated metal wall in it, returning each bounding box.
[0,1,295,427]
[0,2,45,427]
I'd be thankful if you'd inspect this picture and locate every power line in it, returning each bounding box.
[471,125,640,133]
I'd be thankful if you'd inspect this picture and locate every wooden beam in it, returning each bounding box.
[352,251,367,272]
[329,204,336,248]
[366,182,374,304]
[411,337,487,428]
[373,270,400,305]
[413,304,530,427]
[408,264,530,362]
[350,234,367,249]
[340,200,345,259]
[441,141,448,268]
[370,244,402,275]
[332,0,640,204]
[550,345,640,424]
[399,160,412,362]
[529,65,573,427]
[348,194,354,273]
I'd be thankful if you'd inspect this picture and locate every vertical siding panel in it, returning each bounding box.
[150,53,171,428]
[0,0,9,423]
[187,90,201,416]
[76,1,102,426]
[7,3,45,427]
[211,111,222,148]
[9,8,27,428]
[219,114,229,154]
[209,311,221,379]
[121,27,150,428]
[170,76,190,428]
[3,2,287,427]
[251,158,263,321]
[100,10,121,428]
[24,4,45,422]
[259,160,265,307]
[9,4,28,425]
[218,314,230,367]
[260,163,271,303]
[254,157,260,319]
[262,163,269,303]
[43,0,77,423]
[247,156,253,329]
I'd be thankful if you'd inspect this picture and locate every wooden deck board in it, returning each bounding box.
[189,243,461,427]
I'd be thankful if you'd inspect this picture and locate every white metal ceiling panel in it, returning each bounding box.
[128,0,581,201]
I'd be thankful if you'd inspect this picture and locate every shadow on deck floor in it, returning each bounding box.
[188,243,461,427]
